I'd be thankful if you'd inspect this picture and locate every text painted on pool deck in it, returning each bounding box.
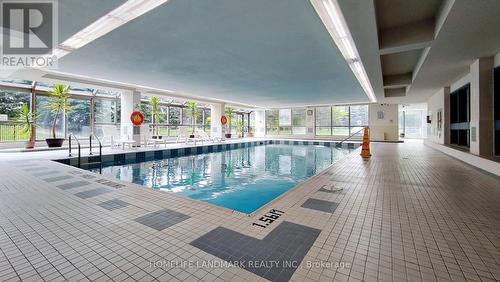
[252,209,285,228]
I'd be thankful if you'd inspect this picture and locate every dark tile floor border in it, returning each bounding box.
[56,180,91,190]
[43,175,73,183]
[74,187,111,199]
[190,221,321,282]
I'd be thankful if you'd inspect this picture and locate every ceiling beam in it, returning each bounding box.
[379,18,435,55]
[383,73,412,88]
[384,87,406,98]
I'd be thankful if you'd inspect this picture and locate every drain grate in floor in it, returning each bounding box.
[301,198,338,213]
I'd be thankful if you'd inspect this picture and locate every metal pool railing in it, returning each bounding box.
[0,121,29,142]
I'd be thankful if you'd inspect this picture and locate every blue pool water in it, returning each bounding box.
[91,144,353,214]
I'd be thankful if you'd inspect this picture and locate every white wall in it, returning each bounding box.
[254,110,266,137]
[427,88,450,144]
[120,90,141,144]
[210,103,225,139]
[425,52,500,158]
[368,104,399,141]
[305,107,316,138]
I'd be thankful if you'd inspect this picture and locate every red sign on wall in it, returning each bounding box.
[130,111,144,126]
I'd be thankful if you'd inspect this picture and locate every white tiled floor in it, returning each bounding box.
[0,140,499,281]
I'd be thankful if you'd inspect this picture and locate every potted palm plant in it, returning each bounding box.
[224,107,234,138]
[150,96,162,139]
[45,84,72,147]
[17,103,37,149]
[186,101,200,138]
[236,120,244,138]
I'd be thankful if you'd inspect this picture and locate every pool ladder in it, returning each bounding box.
[69,133,102,170]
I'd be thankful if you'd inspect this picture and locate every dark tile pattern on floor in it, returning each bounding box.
[56,180,91,190]
[43,175,73,183]
[318,187,343,193]
[74,187,111,199]
[95,179,126,189]
[80,174,97,179]
[24,166,49,171]
[134,208,190,231]
[190,221,321,282]
[98,199,130,210]
[32,170,60,177]
[301,198,338,213]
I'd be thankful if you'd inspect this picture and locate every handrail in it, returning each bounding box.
[68,133,81,168]
[89,133,103,165]
[336,127,367,147]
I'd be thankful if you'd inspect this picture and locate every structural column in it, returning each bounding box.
[254,110,266,137]
[470,57,494,156]
[210,103,225,139]
[121,90,142,145]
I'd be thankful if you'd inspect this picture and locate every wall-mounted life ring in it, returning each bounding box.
[130,111,145,126]
[220,115,228,125]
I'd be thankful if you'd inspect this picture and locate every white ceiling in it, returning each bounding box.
[5,0,499,107]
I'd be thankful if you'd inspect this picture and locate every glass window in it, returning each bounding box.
[279,109,291,135]
[203,109,211,131]
[139,102,152,123]
[230,113,244,136]
[249,111,255,134]
[196,108,204,130]
[0,88,31,142]
[266,110,279,135]
[332,106,349,126]
[332,127,349,135]
[313,105,369,136]
[405,109,426,138]
[349,105,368,134]
[67,99,91,138]
[0,89,31,120]
[94,99,119,123]
[292,108,306,135]
[182,108,191,126]
[169,107,181,125]
[315,107,331,135]
[279,109,291,126]
[36,95,64,140]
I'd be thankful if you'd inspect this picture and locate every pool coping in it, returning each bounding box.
[53,139,361,217]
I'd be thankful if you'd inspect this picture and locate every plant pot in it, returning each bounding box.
[45,138,64,148]
[25,140,35,149]
[189,134,195,138]
[225,133,232,138]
